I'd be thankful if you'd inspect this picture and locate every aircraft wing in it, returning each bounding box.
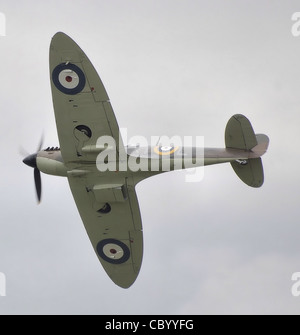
[49,32,143,288]
[49,32,125,163]
[68,175,143,288]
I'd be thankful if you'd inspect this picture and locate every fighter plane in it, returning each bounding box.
[22,32,269,288]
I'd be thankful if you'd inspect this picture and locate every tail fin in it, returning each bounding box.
[225,114,269,188]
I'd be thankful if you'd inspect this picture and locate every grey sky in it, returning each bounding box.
[0,0,300,314]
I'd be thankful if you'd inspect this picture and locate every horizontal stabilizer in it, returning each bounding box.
[231,157,264,188]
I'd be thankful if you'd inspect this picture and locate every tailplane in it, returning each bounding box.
[225,114,269,188]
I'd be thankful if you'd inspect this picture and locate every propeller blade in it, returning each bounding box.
[19,146,29,158]
[37,134,44,152]
[34,168,42,203]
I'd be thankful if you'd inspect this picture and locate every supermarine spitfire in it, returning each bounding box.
[23,32,269,288]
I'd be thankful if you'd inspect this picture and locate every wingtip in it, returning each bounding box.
[51,31,75,45]
[52,31,68,39]
[111,275,138,289]
[50,31,81,54]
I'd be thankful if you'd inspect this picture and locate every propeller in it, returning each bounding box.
[22,136,44,203]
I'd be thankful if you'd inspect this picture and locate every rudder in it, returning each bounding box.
[225,114,257,150]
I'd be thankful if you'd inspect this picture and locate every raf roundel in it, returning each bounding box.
[52,63,86,95]
[154,145,179,156]
[96,239,130,264]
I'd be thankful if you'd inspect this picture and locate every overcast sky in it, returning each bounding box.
[0,0,300,314]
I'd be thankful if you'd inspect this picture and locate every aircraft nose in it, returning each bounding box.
[23,154,37,168]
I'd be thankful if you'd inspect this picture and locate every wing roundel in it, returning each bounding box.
[52,63,86,95]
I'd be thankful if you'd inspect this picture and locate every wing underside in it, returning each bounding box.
[68,175,143,288]
[49,32,125,164]
[49,32,143,288]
